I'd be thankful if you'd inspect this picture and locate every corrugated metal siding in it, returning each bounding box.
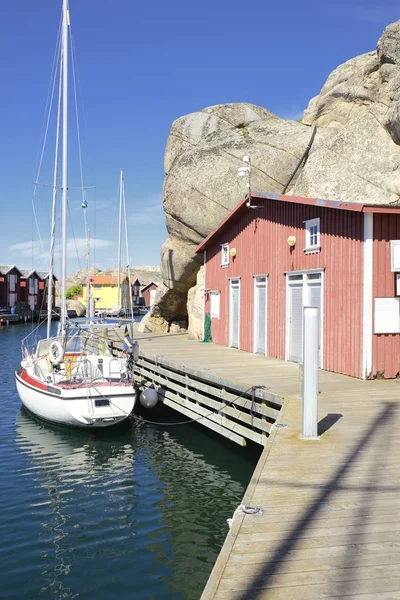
[204,199,364,378]
[372,214,400,378]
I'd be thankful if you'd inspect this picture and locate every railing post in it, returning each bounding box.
[301,306,320,440]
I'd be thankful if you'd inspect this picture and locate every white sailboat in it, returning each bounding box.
[15,0,137,428]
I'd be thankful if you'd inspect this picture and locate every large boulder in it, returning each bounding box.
[145,20,400,333]
[187,266,205,340]
[146,104,315,332]
[66,299,86,318]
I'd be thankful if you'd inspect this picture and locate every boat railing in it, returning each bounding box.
[74,357,127,385]
[22,334,53,361]
[109,357,127,383]
[73,358,94,382]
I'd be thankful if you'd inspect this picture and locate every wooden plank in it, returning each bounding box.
[224,548,400,573]
[160,396,247,446]
[158,387,266,446]
[213,576,400,600]
[219,563,400,592]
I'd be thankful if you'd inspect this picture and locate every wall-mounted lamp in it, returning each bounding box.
[287,235,296,247]
[229,248,237,257]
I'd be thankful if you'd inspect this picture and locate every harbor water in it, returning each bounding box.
[0,323,260,600]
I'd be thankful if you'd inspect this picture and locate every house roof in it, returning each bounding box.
[83,274,128,286]
[195,191,400,252]
[20,269,40,279]
[140,281,160,292]
[0,264,22,275]
[37,271,58,280]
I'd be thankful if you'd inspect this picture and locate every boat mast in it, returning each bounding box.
[47,57,63,339]
[60,0,69,336]
[117,169,123,309]
[122,180,135,322]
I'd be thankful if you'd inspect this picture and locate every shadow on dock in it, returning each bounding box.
[236,402,398,600]
[317,413,343,435]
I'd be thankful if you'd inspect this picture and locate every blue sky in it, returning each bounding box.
[0,0,398,275]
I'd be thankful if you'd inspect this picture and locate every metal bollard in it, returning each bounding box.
[301,306,320,440]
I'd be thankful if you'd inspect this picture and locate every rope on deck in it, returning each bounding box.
[227,504,264,528]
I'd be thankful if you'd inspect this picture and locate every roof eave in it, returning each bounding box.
[195,191,400,252]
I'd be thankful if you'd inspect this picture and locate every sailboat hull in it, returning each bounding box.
[15,367,136,428]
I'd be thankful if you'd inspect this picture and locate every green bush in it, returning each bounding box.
[66,285,82,299]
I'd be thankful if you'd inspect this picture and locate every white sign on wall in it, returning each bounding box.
[374,297,400,334]
[210,291,220,319]
[391,240,400,272]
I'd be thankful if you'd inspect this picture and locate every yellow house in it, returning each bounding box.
[79,274,131,312]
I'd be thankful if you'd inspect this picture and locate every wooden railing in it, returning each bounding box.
[133,352,284,447]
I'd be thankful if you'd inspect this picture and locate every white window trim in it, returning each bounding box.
[304,217,321,253]
[221,243,229,267]
[362,213,373,379]
[210,290,220,319]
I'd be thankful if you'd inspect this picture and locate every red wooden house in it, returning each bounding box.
[131,278,141,307]
[0,267,6,307]
[141,282,159,307]
[0,265,23,308]
[196,192,400,380]
[37,271,58,311]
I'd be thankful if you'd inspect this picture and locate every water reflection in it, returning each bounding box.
[10,408,257,600]
[15,409,136,482]
[15,410,139,599]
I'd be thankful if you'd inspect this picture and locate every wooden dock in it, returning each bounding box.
[107,327,400,599]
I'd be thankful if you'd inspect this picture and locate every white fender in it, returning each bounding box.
[132,341,139,362]
[48,340,64,366]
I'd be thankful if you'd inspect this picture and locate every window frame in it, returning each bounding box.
[8,274,17,292]
[220,243,229,267]
[304,218,321,253]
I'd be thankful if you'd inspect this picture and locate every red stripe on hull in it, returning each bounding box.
[20,368,47,391]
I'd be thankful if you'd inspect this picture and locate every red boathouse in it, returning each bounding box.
[196,192,400,380]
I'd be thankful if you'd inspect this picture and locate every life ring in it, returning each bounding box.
[49,340,64,366]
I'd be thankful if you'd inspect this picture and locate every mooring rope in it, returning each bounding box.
[227,504,264,528]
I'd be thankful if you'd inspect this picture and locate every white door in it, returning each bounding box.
[150,289,157,306]
[254,277,267,354]
[229,279,240,349]
[9,292,17,308]
[287,272,323,365]
[288,282,303,362]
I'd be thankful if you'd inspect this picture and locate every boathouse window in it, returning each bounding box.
[29,278,38,295]
[304,218,320,253]
[221,243,229,267]
[210,291,220,319]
